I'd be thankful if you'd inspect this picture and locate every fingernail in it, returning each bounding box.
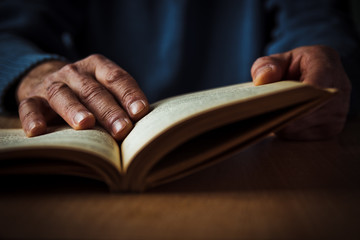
[74,112,91,126]
[27,120,45,137]
[28,121,40,132]
[129,100,146,116]
[112,118,129,135]
[254,65,273,83]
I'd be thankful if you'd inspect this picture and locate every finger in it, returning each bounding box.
[44,80,96,130]
[18,97,48,137]
[56,64,133,140]
[251,53,291,86]
[82,54,150,120]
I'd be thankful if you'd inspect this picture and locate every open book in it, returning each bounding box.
[0,81,336,192]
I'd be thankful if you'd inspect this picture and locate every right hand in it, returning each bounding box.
[16,54,150,141]
[251,46,351,140]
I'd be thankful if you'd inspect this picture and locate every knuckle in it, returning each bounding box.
[120,87,139,103]
[20,109,40,125]
[79,83,107,104]
[18,98,41,120]
[18,98,36,109]
[63,101,80,116]
[22,110,36,121]
[45,82,68,101]
[104,69,130,85]
[87,53,105,62]
[98,107,122,123]
[73,75,92,88]
[60,63,79,74]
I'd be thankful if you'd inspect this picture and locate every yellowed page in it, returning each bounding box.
[121,81,308,171]
[0,125,121,171]
[145,93,334,186]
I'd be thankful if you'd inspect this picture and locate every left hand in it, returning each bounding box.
[250,45,351,140]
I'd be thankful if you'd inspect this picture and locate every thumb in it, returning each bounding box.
[251,53,291,86]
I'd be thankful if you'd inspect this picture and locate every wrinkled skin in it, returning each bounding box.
[17,54,150,141]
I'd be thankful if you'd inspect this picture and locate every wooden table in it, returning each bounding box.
[0,118,359,239]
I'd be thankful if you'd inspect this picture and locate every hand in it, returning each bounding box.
[16,54,150,140]
[251,45,351,140]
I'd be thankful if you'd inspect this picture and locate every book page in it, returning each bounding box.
[121,81,308,171]
[145,95,331,186]
[0,126,121,171]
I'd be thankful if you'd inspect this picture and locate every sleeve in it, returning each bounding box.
[265,0,360,116]
[0,0,85,113]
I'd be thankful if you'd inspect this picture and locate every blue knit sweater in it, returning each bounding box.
[0,0,359,114]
